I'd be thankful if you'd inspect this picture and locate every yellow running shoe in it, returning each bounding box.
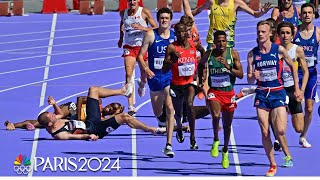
[210,140,220,157]
[221,150,229,169]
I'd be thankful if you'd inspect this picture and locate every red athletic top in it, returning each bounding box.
[171,40,198,86]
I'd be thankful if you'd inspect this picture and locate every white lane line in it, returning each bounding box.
[29,13,58,177]
[0,47,118,63]
[0,56,120,75]
[131,99,152,176]
[0,39,118,53]
[27,80,128,176]
[232,94,253,176]
[39,13,57,107]
[0,25,116,38]
[0,66,124,93]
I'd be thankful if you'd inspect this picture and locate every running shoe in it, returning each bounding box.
[176,128,184,143]
[221,150,230,169]
[124,83,134,97]
[265,165,277,177]
[274,140,282,152]
[283,156,293,167]
[162,145,174,158]
[197,92,205,100]
[210,140,220,157]
[299,137,312,148]
[137,78,146,97]
[153,127,166,135]
[190,139,199,150]
[128,106,136,116]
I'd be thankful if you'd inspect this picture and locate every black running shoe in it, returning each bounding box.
[176,128,184,143]
[274,140,282,152]
[190,139,199,150]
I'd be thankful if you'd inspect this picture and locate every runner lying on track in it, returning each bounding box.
[37,85,166,140]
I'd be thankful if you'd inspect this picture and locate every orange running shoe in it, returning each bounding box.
[197,92,205,100]
[265,165,277,177]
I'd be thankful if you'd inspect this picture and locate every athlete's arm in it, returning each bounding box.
[236,0,272,18]
[195,42,207,85]
[199,47,213,65]
[143,8,158,31]
[296,46,309,93]
[278,45,302,99]
[192,0,212,17]
[271,7,282,23]
[48,96,64,119]
[231,49,244,79]
[137,30,155,79]
[247,50,256,84]
[5,120,41,130]
[195,42,205,58]
[54,132,98,141]
[162,44,176,73]
[182,0,194,19]
[316,27,320,43]
[118,11,125,48]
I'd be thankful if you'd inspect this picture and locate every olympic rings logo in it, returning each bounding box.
[13,165,31,175]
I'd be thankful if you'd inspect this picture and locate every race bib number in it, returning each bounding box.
[282,66,293,83]
[154,57,164,69]
[72,121,86,130]
[210,75,231,87]
[259,67,277,82]
[305,56,315,67]
[178,63,195,76]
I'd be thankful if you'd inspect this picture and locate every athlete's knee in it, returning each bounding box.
[120,113,132,123]
[166,105,174,115]
[211,111,220,120]
[88,86,99,95]
[294,126,303,133]
[261,130,270,139]
[276,128,286,136]
[305,105,314,114]
[185,101,194,110]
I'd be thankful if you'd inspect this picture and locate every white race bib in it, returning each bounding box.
[154,57,164,69]
[305,56,315,67]
[178,63,195,76]
[210,75,231,87]
[283,66,294,87]
[72,121,86,130]
[259,67,277,82]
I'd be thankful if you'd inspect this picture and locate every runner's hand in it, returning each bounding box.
[260,2,272,13]
[294,89,303,102]
[118,39,123,48]
[48,96,56,105]
[6,122,15,130]
[131,23,146,31]
[217,57,231,70]
[89,134,99,141]
[254,69,260,80]
[145,68,155,79]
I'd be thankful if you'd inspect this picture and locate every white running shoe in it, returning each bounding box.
[153,127,166,135]
[162,145,174,158]
[299,137,312,148]
[124,83,134,97]
[137,78,146,97]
